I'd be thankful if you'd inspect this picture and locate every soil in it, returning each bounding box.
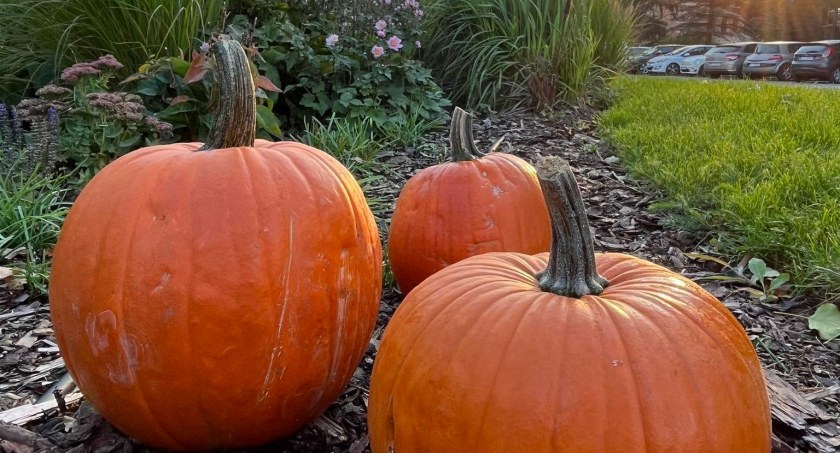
[1,108,838,452]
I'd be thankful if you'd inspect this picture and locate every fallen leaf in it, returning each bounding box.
[808,304,840,341]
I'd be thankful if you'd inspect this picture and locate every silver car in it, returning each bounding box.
[743,42,804,81]
[704,42,758,78]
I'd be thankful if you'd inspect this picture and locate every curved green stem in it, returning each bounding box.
[448,107,484,161]
[536,156,608,297]
[199,39,256,151]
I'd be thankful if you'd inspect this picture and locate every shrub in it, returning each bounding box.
[19,56,175,184]
[127,47,284,143]
[420,0,637,111]
[225,1,450,131]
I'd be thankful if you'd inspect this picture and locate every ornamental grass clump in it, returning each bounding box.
[421,0,637,111]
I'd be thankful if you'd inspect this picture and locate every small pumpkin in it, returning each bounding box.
[387,108,551,294]
[369,156,770,452]
[49,40,382,451]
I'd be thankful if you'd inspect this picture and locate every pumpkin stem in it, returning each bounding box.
[448,107,484,161]
[536,156,608,297]
[199,39,256,151]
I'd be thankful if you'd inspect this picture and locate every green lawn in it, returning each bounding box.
[600,76,840,296]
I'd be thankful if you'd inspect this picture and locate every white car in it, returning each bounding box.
[645,45,714,75]
[680,55,706,76]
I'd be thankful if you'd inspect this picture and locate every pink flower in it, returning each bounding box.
[371,45,385,59]
[375,19,387,31]
[384,0,391,4]
[325,34,339,48]
[377,30,386,38]
[387,35,403,51]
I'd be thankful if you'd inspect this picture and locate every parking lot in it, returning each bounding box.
[628,40,840,87]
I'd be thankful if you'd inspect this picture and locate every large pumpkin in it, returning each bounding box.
[49,40,382,451]
[369,156,771,452]
[386,108,550,294]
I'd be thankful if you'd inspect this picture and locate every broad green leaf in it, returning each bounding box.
[157,102,196,120]
[748,258,767,281]
[808,304,840,341]
[169,57,191,77]
[256,105,282,137]
[768,273,790,292]
[135,79,163,96]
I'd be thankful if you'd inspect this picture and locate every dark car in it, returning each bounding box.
[743,42,804,81]
[704,42,758,78]
[629,44,684,74]
[791,40,840,83]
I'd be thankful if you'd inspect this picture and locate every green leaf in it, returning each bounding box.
[135,79,163,96]
[256,105,282,138]
[808,304,840,341]
[119,135,142,148]
[157,102,196,121]
[767,273,790,292]
[748,258,767,281]
[169,57,191,77]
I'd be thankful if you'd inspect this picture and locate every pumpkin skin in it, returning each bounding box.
[387,120,550,294]
[368,252,770,452]
[49,41,381,451]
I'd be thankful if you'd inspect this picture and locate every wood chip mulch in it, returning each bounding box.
[1,108,838,452]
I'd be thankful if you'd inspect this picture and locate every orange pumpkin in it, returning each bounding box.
[386,107,550,294]
[49,40,382,451]
[369,156,771,452]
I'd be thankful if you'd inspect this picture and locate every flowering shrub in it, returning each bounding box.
[19,55,174,183]
[230,0,448,130]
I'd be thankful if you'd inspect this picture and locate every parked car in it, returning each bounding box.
[646,45,714,75]
[629,44,684,74]
[743,41,804,81]
[626,46,652,59]
[704,42,758,78]
[680,54,707,76]
[791,40,840,83]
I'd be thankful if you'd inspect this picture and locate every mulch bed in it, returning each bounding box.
[1,108,838,452]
